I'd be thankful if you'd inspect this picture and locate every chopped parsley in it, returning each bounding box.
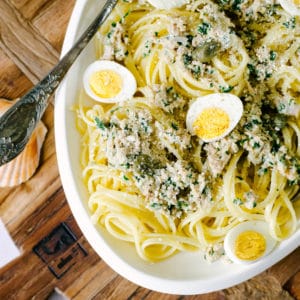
[232,0,244,10]
[171,123,179,130]
[120,10,131,23]
[219,85,234,93]
[233,198,243,205]
[143,40,152,57]
[270,50,277,61]
[107,31,112,39]
[198,22,211,35]
[177,200,189,209]
[95,117,107,130]
[247,63,257,78]
[253,142,261,149]
[150,202,162,209]
[183,54,193,66]
[283,17,296,29]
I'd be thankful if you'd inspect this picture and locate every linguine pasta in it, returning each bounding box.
[76,0,300,262]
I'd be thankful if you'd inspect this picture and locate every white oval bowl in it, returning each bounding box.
[54,0,300,295]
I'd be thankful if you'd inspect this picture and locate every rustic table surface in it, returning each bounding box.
[0,0,300,299]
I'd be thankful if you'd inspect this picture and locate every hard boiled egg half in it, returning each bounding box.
[186,93,243,142]
[224,221,277,264]
[83,60,137,103]
[279,0,300,16]
[147,0,189,9]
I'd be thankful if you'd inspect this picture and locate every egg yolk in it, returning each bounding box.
[234,231,266,261]
[89,70,122,99]
[192,107,230,139]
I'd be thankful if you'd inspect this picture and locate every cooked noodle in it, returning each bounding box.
[76,0,300,262]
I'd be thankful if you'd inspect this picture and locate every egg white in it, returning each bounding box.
[186,93,243,143]
[147,0,188,9]
[83,60,137,103]
[224,221,277,265]
[279,0,300,15]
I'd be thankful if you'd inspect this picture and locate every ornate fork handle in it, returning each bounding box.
[0,0,118,166]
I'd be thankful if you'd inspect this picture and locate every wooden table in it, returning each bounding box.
[0,0,299,299]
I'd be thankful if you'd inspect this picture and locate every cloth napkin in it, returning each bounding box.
[0,218,21,268]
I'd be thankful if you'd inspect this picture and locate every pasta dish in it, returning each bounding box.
[76,0,300,263]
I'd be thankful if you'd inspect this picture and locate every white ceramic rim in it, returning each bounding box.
[54,0,300,295]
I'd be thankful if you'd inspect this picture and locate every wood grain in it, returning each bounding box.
[287,272,300,299]
[10,0,50,20]
[0,0,58,83]
[32,0,75,52]
[0,0,299,299]
[0,49,32,98]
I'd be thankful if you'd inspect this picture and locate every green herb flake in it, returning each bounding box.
[270,50,277,61]
[219,85,234,93]
[171,123,179,130]
[177,200,189,209]
[283,17,296,29]
[150,202,162,209]
[252,119,261,125]
[232,0,244,10]
[208,248,215,256]
[253,142,261,149]
[198,22,211,35]
[192,65,201,77]
[186,34,194,45]
[247,63,257,77]
[120,10,131,23]
[95,117,106,130]
[278,103,286,113]
[258,168,268,175]
[233,198,243,205]
[166,86,173,94]
[183,54,192,66]
[107,31,112,39]
[244,122,253,130]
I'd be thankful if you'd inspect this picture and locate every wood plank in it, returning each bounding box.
[61,260,118,299]
[268,248,300,286]
[286,270,300,300]
[32,0,75,52]
[0,104,58,232]
[125,287,152,300]
[0,49,32,98]
[92,275,140,300]
[131,290,225,300]
[10,0,50,20]
[184,294,225,300]
[0,233,100,299]
[0,253,56,299]
[0,0,59,83]
[0,192,101,299]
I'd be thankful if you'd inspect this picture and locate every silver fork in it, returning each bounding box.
[0,0,118,166]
